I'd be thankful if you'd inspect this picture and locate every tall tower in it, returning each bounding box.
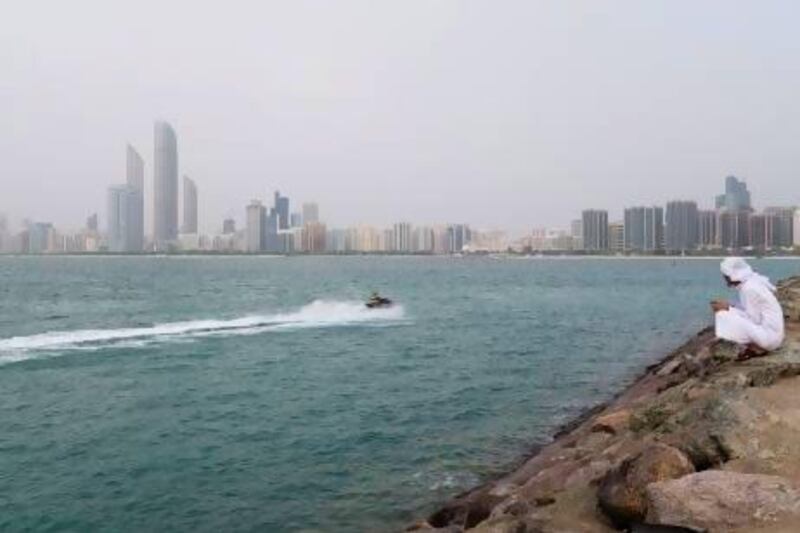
[273,191,290,230]
[183,176,198,234]
[126,144,145,251]
[154,121,178,247]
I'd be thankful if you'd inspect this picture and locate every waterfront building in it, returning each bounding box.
[245,200,266,252]
[715,175,752,211]
[665,201,699,252]
[608,222,625,252]
[326,228,347,253]
[107,185,142,252]
[28,222,55,254]
[290,212,303,228]
[581,210,609,251]
[222,218,236,234]
[570,219,584,250]
[273,191,290,230]
[302,221,327,252]
[182,176,198,234]
[412,226,435,253]
[447,224,471,253]
[264,209,281,252]
[153,121,178,248]
[698,210,718,249]
[795,210,800,247]
[763,206,795,248]
[392,222,412,252]
[126,144,144,251]
[624,206,663,252]
[302,203,319,224]
[749,214,769,249]
[719,210,750,249]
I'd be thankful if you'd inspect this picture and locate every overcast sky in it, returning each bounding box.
[2,0,799,233]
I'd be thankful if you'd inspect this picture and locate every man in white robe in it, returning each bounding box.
[711,257,785,357]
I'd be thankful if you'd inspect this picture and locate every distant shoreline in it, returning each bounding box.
[2,252,800,259]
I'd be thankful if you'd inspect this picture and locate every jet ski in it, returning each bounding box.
[365,293,393,309]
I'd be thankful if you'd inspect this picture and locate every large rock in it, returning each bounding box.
[598,444,694,527]
[591,409,631,435]
[645,470,800,531]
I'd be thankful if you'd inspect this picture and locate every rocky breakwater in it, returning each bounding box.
[411,275,800,533]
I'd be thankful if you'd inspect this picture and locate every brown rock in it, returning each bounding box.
[592,410,632,435]
[645,470,800,531]
[598,444,695,527]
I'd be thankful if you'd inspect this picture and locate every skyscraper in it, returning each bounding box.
[763,207,795,248]
[392,222,412,252]
[698,210,718,248]
[290,212,303,228]
[245,200,266,253]
[623,206,663,252]
[447,224,471,253]
[182,176,198,234]
[154,121,178,247]
[126,145,144,251]
[715,175,752,211]
[581,210,609,251]
[302,203,319,224]
[719,210,750,249]
[108,185,132,252]
[273,191,290,230]
[665,201,699,252]
[223,218,236,234]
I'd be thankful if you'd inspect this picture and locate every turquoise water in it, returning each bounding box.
[1,256,798,532]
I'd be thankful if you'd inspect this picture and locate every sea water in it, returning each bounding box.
[1,256,798,531]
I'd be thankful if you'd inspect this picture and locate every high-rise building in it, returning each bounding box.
[608,221,624,252]
[302,221,327,252]
[86,213,98,232]
[302,203,319,224]
[665,201,699,252]
[447,224,471,253]
[107,185,142,252]
[749,214,769,249]
[623,206,663,252]
[570,219,584,250]
[794,210,800,247]
[581,210,609,251]
[28,222,55,254]
[273,191,290,230]
[715,175,752,211]
[392,222,412,252]
[719,210,750,249]
[154,121,178,248]
[412,226,435,253]
[763,207,795,248]
[698,210,718,248]
[246,200,266,252]
[125,144,145,251]
[264,209,281,252]
[223,218,236,234]
[326,229,347,253]
[182,176,198,234]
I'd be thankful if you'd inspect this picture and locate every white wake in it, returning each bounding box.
[0,300,405,364]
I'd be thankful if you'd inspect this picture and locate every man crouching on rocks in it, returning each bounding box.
[711,257,785,360]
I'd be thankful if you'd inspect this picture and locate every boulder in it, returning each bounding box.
[645,470,800,531]
[598,444,694,527]
[592,410,632,435]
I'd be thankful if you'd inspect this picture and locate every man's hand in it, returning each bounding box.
[710,299,730,313]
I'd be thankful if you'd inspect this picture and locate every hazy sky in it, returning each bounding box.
[2,1,800,234]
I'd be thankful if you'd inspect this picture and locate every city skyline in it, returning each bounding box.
[4,2,800,232]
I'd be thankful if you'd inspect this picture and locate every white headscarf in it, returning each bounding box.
[720,257,776,292]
